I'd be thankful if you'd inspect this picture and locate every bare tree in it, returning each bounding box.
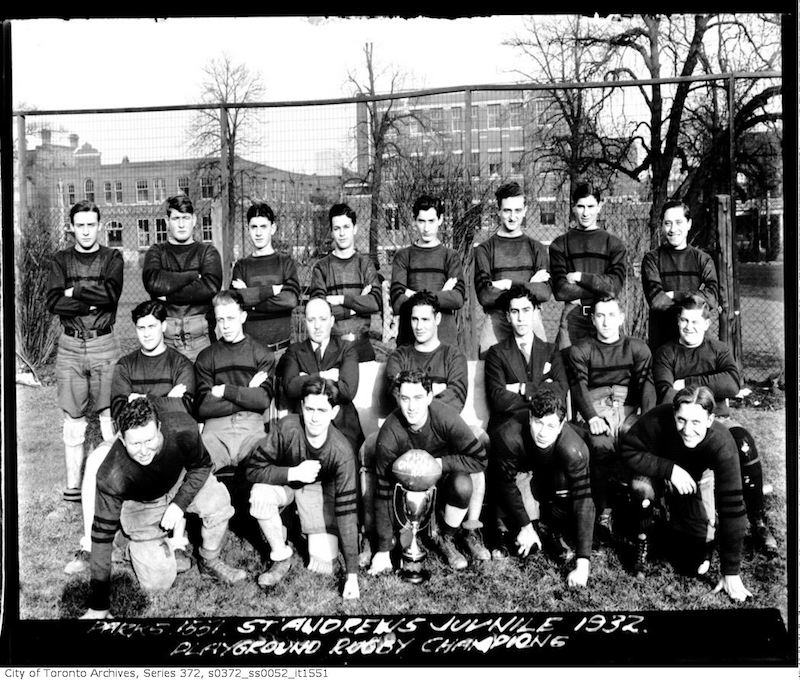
[188,54,266,275]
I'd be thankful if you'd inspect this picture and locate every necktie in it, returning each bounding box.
[315,345,323,367]
[520,341,530,365]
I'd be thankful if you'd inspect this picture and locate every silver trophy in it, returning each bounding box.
[393,484,437,584]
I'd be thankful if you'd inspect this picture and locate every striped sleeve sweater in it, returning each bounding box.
[620,404,747,575]
[194,336,275,419]
[549,228,626,304]
[231,252,301,333]
[243,414,359,573]
[473,234,551,311]
[641,245,719,311]
[374,400,487,552]
[111,347,196,420]
[385,343,468,412]
[390,243,466,314]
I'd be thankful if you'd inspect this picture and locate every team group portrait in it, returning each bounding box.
[11,14,788,637]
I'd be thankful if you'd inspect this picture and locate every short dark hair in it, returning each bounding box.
[213,290,245,310]
[69,200,101,224]
[131,299,167,324]
[495,182,525,208]
[591,296,621,313]
[118,397,160,436]
[678,294,711,319]
[660,199,692,222]
[392,368,432,394]
[246,201,275,223]
[328,203,357,226]
[412,195,444,219]
[301,376,340,407]
[408,290,441,315]
[672,385,715,415]
[167,194,194,215]
[501,284,539,313]
[528,387,567,422]
[571,182,601,205]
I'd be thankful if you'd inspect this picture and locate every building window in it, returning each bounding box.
[451,106,462,132]
[136,179,149,203]
[488,152,502,176]
[115,180,123,203]
[470,105,479,126]
[487,104,501,129]
[281,181,287,201]
[429,108,444,133]
[137,219,150,248]
[155,218,167,243]
[383,248,397,265]
[154,178,166,202]
[510,150,524,174]
[384,206,399,231]
[539,206,556,225]
[509,103,523,127]
[84,179,95,203]
[470,152,481,178]
[104,181,113,204]
[533,98,549,126]
[201,176,214,199]
[272,179,278,199]
[177,176,190,195]
[67,184,76,204]
[201,214,213,242]
[107,220,123,247]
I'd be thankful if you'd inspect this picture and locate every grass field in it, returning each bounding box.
[13,380,789,625]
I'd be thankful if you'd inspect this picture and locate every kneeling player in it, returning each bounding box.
[619,386,751,602]
[492,387,595,587]
[79,398,245,619]
[242,377,360,599]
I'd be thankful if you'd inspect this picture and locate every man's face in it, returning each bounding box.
[135,314,166,353]
[572,195,601,230]
[414,207,443,245]
[331,215,356,251]
[498,195,527,234]
[662,207,691,249]
[122,419,163,466]
[214,301,247,343]
[592,300,624,342]
[677,308,710,348]
[530,412,565,449]
[69,211,101,252]
[674,402,714,449]
[410,303,440,345]
[167,209,196,244]
[396,381,433,429]
[507,296,535,338]
[305,299,334,346]
[301,392,338,439]
[248,216,276,251]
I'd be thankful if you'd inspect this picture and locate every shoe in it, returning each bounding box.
[64,549,90,575]
[633,535,648,579]
[174,548,193,574]
[63,488,81,503]
[461,528,491,561]
[752,519,779,556]
[491,530,511,561]
[198,556,247,585]
[541,528,570,565]
[436,532,468,570]
[595,508,613,542]
[258,557,293,588]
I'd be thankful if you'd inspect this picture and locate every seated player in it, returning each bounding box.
[280,297,364,455]
[242,377,360,599]
[65,299,196,575]
[368,370,488,574]
[78,398,246,619]
[653,295,777,554]
[491,388,595,587]
[195,291,275,471]
[567,296,655,535]
[308,203,382,362]
[619,386,751,603]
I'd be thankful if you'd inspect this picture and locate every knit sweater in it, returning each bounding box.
[385,343,468,412]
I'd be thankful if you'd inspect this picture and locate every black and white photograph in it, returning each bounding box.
[2,12,796,671]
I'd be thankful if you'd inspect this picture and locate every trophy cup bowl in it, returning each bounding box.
[392,449,442,584]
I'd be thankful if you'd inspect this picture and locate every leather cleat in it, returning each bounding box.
[752,519,779,556]
[436,532,468,570]
[633,535,648,580]
[198,556,247,585]
[64,549,90,575]
[174,548,193,574]
[595,508,613,542]
[258,557,293,588]
[462,528,491,561]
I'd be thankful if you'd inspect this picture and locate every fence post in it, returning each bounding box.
[716,195,743,365]
[219,104,231,282]
[17,115,27,231]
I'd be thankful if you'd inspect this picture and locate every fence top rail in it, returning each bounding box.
[13,70,781,118]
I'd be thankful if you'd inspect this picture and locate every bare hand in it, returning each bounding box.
[567,558,590,588]
[128,392,147,402]
[431,382,447,396]
[289,459,321,484]
[566,272,582,284]
[404,288,416,298]
[491,279,512,291]
[231,278,247,290]
[167,384,187,398]
[672,379,686,390]
[360,284,372,296]
[516,523,542,557]
[249,371,269,388]
[79,608,112,620]
[342,573,360,599]
[670,465,697,495]
[159,502,185,532]
[588,416,611,435]
[319,368,340,382]
[712,575,752,602]
[271,284,283,296]
[211,385,225,398]
[442,277,458,291]
[158,296,167,302]
[530,269,550,283]
[665,291,675,299]
[64,287,74,297]
[368,551,393,575]
[506,383,522,394]
[326,294,345,306]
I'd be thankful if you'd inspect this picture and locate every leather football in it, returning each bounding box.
[392,448,442,491]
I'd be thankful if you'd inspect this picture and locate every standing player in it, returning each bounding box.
[549,183,626,349]
[390,195,465,347]
[47,200,123,504]
[231,201,301,355]
[308,203,382,362]
[474,182,550,358]
[142,194,222,362]
[641,200,719,351]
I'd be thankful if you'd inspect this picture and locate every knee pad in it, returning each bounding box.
[63,415,88,447]
[249,484,287,520]
[442,472,473,509]
[308,533,339,563]
[729,426,760,466]
[129,539,177,592]
[98,411,116,443]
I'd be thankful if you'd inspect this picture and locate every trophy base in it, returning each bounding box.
[399,566,431,584]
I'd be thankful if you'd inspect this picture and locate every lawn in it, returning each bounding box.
[13,380,789,626]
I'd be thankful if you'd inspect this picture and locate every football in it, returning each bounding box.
[392,448,442,491]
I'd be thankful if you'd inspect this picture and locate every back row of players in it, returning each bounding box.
[46,184,777,618]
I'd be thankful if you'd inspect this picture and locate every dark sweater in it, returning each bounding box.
[390,243,466,315]
[47,246,124,332]
[385,343,468,412]
[620,404,747,575]
[242,414,359,573]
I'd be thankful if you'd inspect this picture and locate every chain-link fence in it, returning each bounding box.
[14,73,783,380]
